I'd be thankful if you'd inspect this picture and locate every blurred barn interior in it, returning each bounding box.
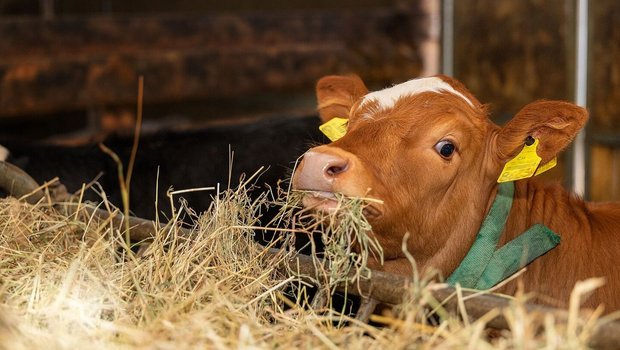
[0,0,619,221]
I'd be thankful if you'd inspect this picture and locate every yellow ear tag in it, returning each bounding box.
[319,117,348,141]
[497,138,542,183]
[534,157,557,176]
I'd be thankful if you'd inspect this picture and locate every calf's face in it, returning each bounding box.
[292,75,587,275]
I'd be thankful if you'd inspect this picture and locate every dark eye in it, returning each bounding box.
[435,140,455,159]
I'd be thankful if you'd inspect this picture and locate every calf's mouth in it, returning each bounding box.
[300,191,339,213]
[298,190,383,220]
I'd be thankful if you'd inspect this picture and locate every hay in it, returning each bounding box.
[0,181,610,349]
[274,190,383,305]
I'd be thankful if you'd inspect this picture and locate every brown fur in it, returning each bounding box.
[293,75,620,312]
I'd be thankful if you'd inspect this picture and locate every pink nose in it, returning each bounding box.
[293,151,350,192]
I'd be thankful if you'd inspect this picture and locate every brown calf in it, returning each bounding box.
[292,74,620,311]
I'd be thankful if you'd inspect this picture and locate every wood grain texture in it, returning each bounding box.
[0,8,429,116]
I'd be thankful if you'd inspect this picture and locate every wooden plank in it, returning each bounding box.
[0,7,430,116]
[0,10,421,57]
[0,46,344,114]
[590,144,620,201]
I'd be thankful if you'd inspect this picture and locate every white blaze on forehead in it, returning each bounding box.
[360,76,474,112]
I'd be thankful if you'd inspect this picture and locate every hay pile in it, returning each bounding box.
[0,183,609,349]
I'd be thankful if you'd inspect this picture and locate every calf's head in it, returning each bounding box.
[292,75,587,276]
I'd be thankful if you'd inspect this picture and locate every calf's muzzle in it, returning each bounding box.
[293,148,351,192]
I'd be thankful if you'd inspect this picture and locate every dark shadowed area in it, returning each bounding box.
[3,115,326,220]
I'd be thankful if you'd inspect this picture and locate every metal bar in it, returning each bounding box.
[441,0,454,76]
[572,0,589,197]
[419,0,441,77]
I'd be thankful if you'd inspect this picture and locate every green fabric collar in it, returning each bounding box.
[446,181,560,289]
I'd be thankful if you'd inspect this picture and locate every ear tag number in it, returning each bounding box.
[319,117,348,141]
[497,138,542,183]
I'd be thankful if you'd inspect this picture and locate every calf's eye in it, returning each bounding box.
[435,140,455,159]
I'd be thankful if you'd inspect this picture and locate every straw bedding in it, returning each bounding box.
[0,183,607,349]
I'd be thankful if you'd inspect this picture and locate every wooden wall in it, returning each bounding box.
[454,0,573,117]
[0,11,426,117]
[588,1,620,201]
[0,0,435,141]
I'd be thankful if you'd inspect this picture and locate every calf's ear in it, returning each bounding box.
[495,100,588,163]
[316,75,368,123]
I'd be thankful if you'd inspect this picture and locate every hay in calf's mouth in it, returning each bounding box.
[0,179,611,349]
[277,190,384,301]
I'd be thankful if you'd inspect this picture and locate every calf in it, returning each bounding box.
[293,74,620,311]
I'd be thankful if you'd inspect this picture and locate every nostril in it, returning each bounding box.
[325,162,348,177]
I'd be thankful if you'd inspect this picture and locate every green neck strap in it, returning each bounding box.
[446,181,560,290]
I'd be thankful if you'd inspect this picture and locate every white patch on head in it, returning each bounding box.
[359,77,474,117]
[0,145,8,161]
